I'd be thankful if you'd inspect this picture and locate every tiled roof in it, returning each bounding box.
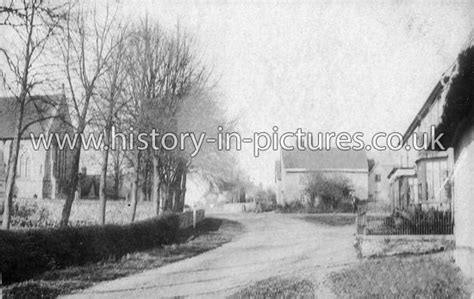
[282,148,368,171]
[0,94,65,139]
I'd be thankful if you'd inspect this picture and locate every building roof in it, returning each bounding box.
[387,167,416,180]
[281,148,368,172]
[0,94,67,140]
[401,81,444,145]
[401,62,458,145]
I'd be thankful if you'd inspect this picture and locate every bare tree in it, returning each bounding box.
[153,26,209,215]
[122,21,209,218]
[56,3,121,227]
[176,91,237,210]
[93,24,129,225]
[0,0,66,229]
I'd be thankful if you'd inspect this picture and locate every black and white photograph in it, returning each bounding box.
[0,0,473,297]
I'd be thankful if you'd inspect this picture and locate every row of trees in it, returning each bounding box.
[0,1,235,229]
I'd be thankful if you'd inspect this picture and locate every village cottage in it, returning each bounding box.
[275,149,368,205]
[368,156,398,211]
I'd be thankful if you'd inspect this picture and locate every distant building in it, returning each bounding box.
[0,94,74,200]
[368,160,397,211]
[387,167,417,211]
[275,149,368,205]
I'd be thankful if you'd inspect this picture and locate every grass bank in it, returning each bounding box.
[2,218,244,298]
[11,198,156,228]
[329,254,471,298]
[299,214,356,226]
[229,276,315,298]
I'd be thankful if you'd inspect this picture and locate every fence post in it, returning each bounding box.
[193,206,196,229]
[356,212,359,234]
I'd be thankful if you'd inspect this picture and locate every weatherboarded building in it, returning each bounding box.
[394,44,474,278]
[275,149,368,205]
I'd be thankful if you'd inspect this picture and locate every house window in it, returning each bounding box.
[18,152,31,178]
[375,174,381,182]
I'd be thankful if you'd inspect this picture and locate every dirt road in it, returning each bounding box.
[66,213,358,298]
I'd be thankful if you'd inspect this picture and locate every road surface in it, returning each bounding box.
[66,213,358,298]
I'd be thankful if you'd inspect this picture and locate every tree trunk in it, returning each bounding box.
[158,183,168,216]
[130,151,141,222]
[178,169,187,212]
[2,88,27,230]
[152,155,161,215]
[2,134,21,230]
[98,145,109,225]
[142,160,149,201]
[165,183,173,211]
[113,152,120,200]
[99,116,112,225]
[171,187,178,212]
[59,142,82,227]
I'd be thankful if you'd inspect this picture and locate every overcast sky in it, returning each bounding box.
[119,0,473,185]
[3,0,474,185]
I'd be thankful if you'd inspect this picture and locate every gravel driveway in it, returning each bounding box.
[66,213,358,298]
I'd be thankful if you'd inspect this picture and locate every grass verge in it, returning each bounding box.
[2,218,244,298]
[300,214,356,226]
[329,254,471,298]
[229,276,315,298]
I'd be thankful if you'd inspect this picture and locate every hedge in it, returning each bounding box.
[0,214,180,284]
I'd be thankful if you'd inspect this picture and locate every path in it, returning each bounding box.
[66,213,358,298]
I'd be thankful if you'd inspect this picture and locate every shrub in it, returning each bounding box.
[254,188,277,213]
[305,173,353,212]
[10,201,53,228]
[0,214,180,284]
[407,209,454,234]
[366,210,454,235]
[277,201,311,213]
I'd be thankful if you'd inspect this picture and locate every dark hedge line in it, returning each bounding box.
[0,214,180,284]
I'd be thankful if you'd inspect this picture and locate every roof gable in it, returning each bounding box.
[0,94,67,140]
[281,149,368,171]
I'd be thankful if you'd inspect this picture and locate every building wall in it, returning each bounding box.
[389,173,418,211]
[0,137,74,200]
[2,139,47,199]
[453,124,474,250]
[416,156,450,204]
[453,124,474,278]
[282,172,305,203]
[368,164,393,208]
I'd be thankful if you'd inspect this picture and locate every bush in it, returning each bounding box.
[254,188,277,213]
[366,210,454,235]
[10,201,53,228]
[277,201,311,213]
[0,214,180,284]
[305,173,353,212]
[277,200,354,214]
